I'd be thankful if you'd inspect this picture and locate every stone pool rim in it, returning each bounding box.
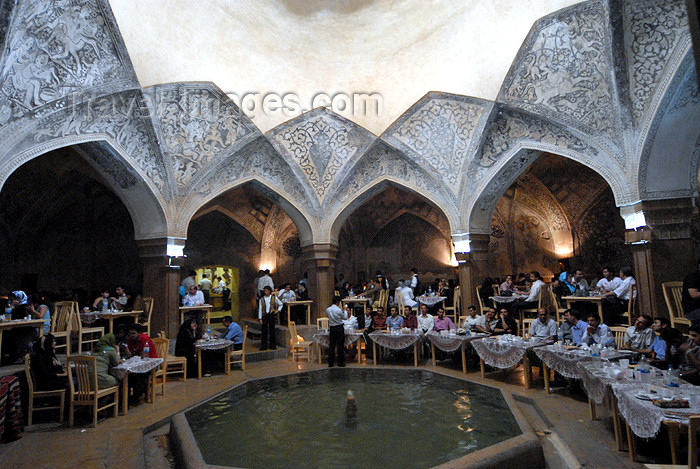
[169,367,544,469]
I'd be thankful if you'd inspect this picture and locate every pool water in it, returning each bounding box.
[186,368,521,468]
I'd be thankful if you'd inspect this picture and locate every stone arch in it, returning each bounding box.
[465,144,632,236]
[327,178,457,246]
[368,206,451,245]
[177,177,314,247]
[636,51,700,200]
[0,135,168,240]
[190,204,262,243]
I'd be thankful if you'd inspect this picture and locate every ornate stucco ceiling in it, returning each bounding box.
[108,0,583,134]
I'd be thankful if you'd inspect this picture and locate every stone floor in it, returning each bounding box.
[0,353,663,468]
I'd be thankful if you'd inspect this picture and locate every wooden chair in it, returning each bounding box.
[67,355,119,427]
[157,331,187,382]
[152,337,168,396]
[51,301,73,356]
[618,284,637,327]
[445,286,461,323]
[68,301,104,354]
[374,289,389,312]
[549,288,566,324]
[642,415,700,469]
[231,325,248,371]
[24,354,64,426]
[610,326,627,349]
[492,284,500,296]
[289,321,313,362]
[522,318,535,337]
[458,315,468,329]
[141,297,154,336]
[317,317,329,330]
[475,287,491,314]
[663,281,689,329]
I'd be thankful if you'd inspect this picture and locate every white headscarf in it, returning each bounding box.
[12,290,28,304]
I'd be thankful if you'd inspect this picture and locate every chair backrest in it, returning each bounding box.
[289,321,299,345]
[610,326,627,349]
[537,283,551,310]
[143,297,154,316]
[240,325,248,349]
[68,355,98,401]
[24,353,36,392]
[662,281,684,326]
[475,287,487,313]
[458,315,468,329]
[153,337,169,360]
[454,286,461,315]
[52,301,76,334]
[689,415,700,469]
[377,289,389,311]
[522,318,534,336]
[492,284,500,296]
[317,317,329,330]
[397,291,406,312]
[619,284,637,326]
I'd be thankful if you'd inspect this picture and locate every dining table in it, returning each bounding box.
[81,310,142,333]
[0,318,45,363]
[368,330,422,367]
[313,329,364,364]
[283,300,313,326]
[179,305,213,327]
[341,297,372,317]
[416,295,446,307]
[561,293,609,318]
[425,331,487,373]
[195,338,234,379]
[112,356,164,415]
[471,335,548,388]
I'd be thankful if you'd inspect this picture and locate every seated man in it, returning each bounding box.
[343,305,358,329]
[403,306,418,329]
[562,309,589,345]
[359,308,374,330]
[433,307,456,332]
[682,258,700,324]
[678,324,700,384]
[183,284,205,306]
[220,315,244,351]
[126,323,158,404]
[648,317,671,367]
[461,305,480,331]
[386,306,404,330]
[499,276,516,295]
[417,304,434,334]
[529,307,558,341]
[371,307,387,330]
[475,308,498,335]
[512,271,545,314]
[111,286,129,311]
[493,308,517,335]
[595,266,622,292]
[622,314,654,353]
[581,312,611,346]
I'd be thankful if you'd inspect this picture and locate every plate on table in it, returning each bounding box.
[592,371,608,378]
[635,392,655,401]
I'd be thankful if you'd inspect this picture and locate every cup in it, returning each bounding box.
[619,359,629,369]
[661,386,674,401]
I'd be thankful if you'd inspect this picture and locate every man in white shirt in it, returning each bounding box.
[475,308,498,335]
[326,295,348,367]
[258,286,282,350]
[581,312,611,346]
[596,266,622,292]
[258,270,274,295]
[199,274,212,304]
[417,304,434,334]
[462,305,481,331]
[183,284,204,306]
[623,314,655,353]
[409,268,419,294]
[513,271,545,315]
[529,307,558,340]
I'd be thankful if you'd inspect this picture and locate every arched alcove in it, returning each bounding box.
[335,184,454,289]
[0,146,143,298]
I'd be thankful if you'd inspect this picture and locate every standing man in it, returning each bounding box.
[199,274,212,305]
[682,258,700,324]
[326,295,347,367]
[258,286,282,350]
[409,268,419,295]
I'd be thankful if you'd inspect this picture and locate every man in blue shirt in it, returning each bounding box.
[563,309,588,345]
[221,315,244,351]
[386,306,404,330]
[648,317,670,365]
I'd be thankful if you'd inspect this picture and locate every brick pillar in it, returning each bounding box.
[137,238,183,339]
[624,198,695,317]
[455,233,490,310]
[301,243,338,322]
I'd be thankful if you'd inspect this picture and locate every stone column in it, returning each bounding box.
[301,243,338,322]
[137,238,183,339]
[624,199,695,317]
[455,233,491,310]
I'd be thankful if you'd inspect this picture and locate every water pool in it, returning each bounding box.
[185,369,521,468]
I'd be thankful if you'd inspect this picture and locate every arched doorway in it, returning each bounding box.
[186,182,305,322]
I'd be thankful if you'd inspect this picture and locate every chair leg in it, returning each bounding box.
[93,400,98,428]
[113,392,118,418]
[28,399,34,426]
[59,395,65,425]
[69,401,75,427]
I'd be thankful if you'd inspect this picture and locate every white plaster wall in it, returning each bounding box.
[109,0,582,135]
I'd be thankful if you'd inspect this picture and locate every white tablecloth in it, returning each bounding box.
[426,332,487,353]
[195,338,233,350]
[416,296,446,307]
[112,356,163,380]
[612,382,700,438]
[313,331,363,348]
[471,337,545,369]
[368,331,421,350]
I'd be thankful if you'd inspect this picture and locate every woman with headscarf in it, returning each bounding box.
[31,334,69,391]
[175,318,201,378]
[91,334,122,389]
